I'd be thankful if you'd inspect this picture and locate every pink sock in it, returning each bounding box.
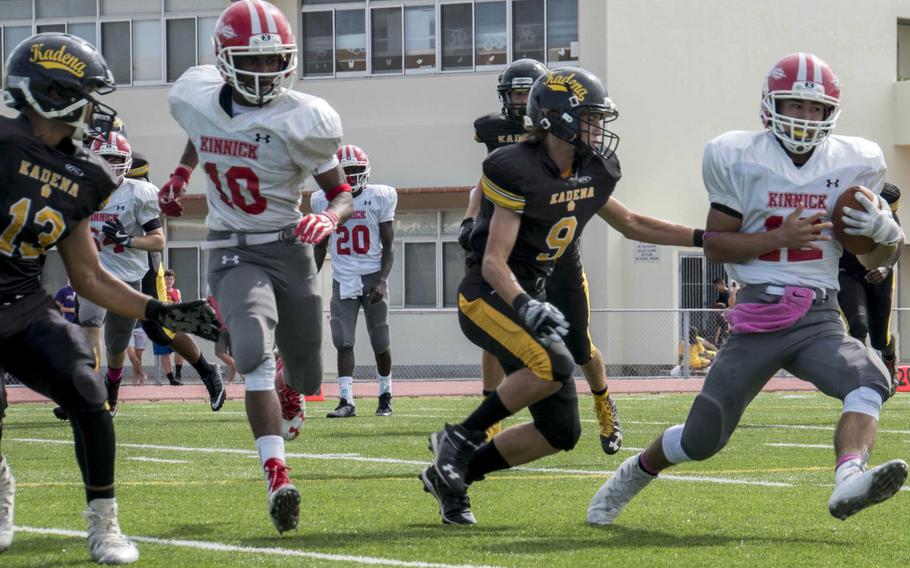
[106,367,123,384]
[638,453,659,476]
[835,453,862,471]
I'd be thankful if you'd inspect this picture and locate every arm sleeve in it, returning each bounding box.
[480,153,526,214]
[702,140,742,215]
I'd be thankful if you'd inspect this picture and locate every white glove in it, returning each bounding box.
[842,192,902,245]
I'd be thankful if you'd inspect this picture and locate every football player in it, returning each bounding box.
[461,58,624,454]
[588,53,907,526]
[0,32,218,563]
[422,66,702,525]
[838,182,902,397]
[313,145,397,418]
[158,0,353,533]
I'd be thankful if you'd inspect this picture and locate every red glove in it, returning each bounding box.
[294,210,339,244]
[158,165,193,217]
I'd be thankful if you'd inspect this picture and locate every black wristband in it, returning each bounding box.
[144,298,163,321]
[693,229,705,248]
[460,217,474,228]
[512,292,532,312]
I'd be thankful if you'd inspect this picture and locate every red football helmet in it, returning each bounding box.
[760,52,841,154]
[337,144,371,195]
[90,131,132,179]
[213,0,297,105]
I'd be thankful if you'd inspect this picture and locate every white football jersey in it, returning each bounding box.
[169,65,343,232]
[89,178,160,282]
[704,131,886,290]
[311,184,397,277]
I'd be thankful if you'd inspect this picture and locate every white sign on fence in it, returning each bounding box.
[634,241,660,263]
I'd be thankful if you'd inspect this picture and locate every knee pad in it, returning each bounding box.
[244,357,277,392]
[680,393,729,461]
[228,314,272,374]
[529,380,581,451]
[66,364,108,413]
[368,322,390,354]
[842,386,882,420]
[547,341,577,383]
[141,319,173,346]
[661,424,692,464]
[330,317,355,350]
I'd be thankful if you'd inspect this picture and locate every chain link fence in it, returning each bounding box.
[3,307,907,387]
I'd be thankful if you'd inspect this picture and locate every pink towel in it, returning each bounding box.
[724,286,815,334]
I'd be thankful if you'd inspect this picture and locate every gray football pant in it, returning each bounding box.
[78,279,141,356]
[207,240,323,395]
[680,284,890,461]
[330,271,390,353]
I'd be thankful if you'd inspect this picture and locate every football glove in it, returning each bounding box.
[145,298,221,342]
[158,164,193,217]
[295,210,339,244]
[101,218,133,247]
[513,293,569,347]
[842,192,903,245]
[458,218,474,252]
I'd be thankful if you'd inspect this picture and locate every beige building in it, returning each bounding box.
[4,0,910,375]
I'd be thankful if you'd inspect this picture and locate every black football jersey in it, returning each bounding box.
[473,113,528,153]
[0,115,117,296]
[470,141,622,280]
[839,183,901,279]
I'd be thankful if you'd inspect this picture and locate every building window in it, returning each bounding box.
[336,9,366,75]
[441,3,473,71]
[405,5,435,73]
[371,6,403,75]
[899,20,910,80]
[36,0,95,19]
[1,0,32,20]
[547,0,578,62]
[167,19,196,83]
[513,0,544,62]
[475,1,506,67]
[132,19,162,83]
[302,11,333,77]
[101,21,131,85]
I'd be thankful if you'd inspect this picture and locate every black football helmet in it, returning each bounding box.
[525,66,620,162]
[497,58,548,121]
[3,32,117,141]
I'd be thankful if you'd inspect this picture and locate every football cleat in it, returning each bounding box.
[263,458,300,534]
[593,392,623,455]
[84,498,139,564]
[484,421,502,442]
[167,375,182,386]
[828,459,908,520]
[428,424,485,494]
[375,393,393,417]
[0,457,15,553]
[105,375,121,418]
[327,399,356,418]
[200,365,226,411]
[419,466,476,525]
[587,454,656,525]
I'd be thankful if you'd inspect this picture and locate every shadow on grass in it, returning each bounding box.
[2,534,98,567]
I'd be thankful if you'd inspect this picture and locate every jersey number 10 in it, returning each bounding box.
[204,163,266,215]
[758,215,823,262]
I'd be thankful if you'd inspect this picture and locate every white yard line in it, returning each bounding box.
[125,456,191,464]
[10,438,793,488]
[13,526,501,568]
[765,443,830,449]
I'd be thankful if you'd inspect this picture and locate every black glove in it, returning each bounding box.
[512,292,569,347]
[145,299,221,342]
[102,218,133,248]
[458,218,475,252]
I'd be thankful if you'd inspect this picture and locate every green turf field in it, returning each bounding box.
[1,391,908,567]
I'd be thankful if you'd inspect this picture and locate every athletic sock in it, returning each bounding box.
[190,355,214,377]
[378,373,391,395]
[339,376,354,403]
[638,453,660,476]
[591,386,608,397]
[482,389,494,397]
[835,453,864,484]
[466,441,510,484]
[166,372,176,383]
[105,366,123,384]
[70,410,116,502]
[462,391,512,432]
[175,364,183,379]
[255,435,286,469]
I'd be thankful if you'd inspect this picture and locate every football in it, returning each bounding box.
[832,185,881,255]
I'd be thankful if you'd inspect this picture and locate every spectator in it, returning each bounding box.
[164,269,186,381]
[679,327,717,371]
[126,323,148,386]
[151,269,182,386]
[711,278,731,347]
[54,280,78,324]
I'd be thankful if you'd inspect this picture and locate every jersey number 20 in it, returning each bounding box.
[336,225,370,255]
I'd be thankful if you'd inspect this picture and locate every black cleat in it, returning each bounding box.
[52,406,69,421]
[428,424,485,494]
[200,365,226,411]
[420,466,476,525]
[168,375,182,386]
[327,399,356,418]
[375,393,392,416]
[105,377,121,418]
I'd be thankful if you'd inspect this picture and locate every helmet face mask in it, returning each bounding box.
[213,0,297,106]
[3,32,117,140]
[497,58,548,121]
[525,67,620,162]
[760,52,840,155]
[337,144,370,195]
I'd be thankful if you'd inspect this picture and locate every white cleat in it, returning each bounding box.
[828,459,908,520]
[84,498,139,565]
[587,454,656,526]
[0,457,14,553]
